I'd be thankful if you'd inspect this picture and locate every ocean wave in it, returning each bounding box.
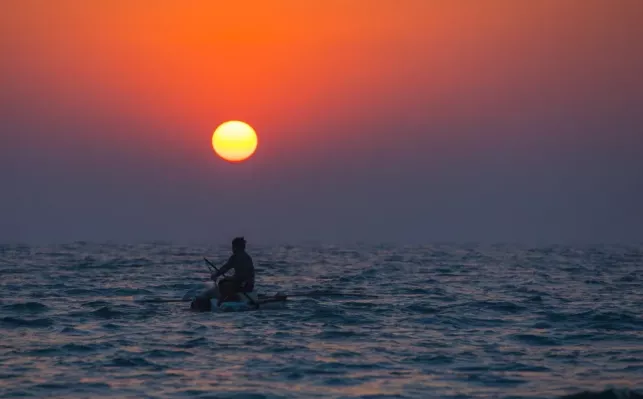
[1,316,54,328]
[81,300,113,308]
[144,349,193,358]
[510,333,561,346]
[66,306,132,319]
[561,388,643,399]
[179,337,208,348]
[90,306,127,319]
[106,356,163,369]
[2,302,49,312]
[61,342,112,352]
[474,300,528,313]
[546,310,643,330]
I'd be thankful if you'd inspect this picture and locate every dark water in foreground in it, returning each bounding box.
[1,243,642,398]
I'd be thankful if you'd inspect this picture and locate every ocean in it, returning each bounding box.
[1,242,642,399]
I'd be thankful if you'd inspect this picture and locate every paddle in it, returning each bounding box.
[136,298,189,303]
[283,292,379,299]
[203,257,259,309]
[182,287,202,301]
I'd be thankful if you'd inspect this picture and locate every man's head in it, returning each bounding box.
[232,237,246,253]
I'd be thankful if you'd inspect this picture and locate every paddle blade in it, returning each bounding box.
[182,287,201,301]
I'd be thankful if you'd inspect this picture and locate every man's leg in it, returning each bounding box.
[239,280,254,293]
[217,278,239,306]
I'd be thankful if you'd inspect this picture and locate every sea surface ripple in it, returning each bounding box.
[1,243,642,398]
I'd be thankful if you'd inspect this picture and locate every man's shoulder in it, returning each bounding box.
[242,252,253,263]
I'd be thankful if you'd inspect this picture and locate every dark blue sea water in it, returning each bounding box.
[1,243,642,399]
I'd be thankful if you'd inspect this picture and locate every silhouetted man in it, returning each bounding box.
[211,237,255,306]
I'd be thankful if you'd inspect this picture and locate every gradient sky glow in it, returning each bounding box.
[1,0,642,244]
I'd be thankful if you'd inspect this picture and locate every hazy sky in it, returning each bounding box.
[1,0,642,244]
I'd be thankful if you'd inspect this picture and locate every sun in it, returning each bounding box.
[211,121,258,163]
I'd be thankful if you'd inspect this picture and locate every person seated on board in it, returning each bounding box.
[210,237,255,306]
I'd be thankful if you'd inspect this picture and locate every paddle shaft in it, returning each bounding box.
[137,298,189,303]
[285,293,379,299]
[203,257,219,274]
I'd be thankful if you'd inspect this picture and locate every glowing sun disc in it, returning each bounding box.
[212,121,258,162]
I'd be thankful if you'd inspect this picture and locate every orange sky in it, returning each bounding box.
[1,0,643,243]
[3,0,641,161]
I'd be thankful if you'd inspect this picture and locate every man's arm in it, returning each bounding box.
[212,256,234,280]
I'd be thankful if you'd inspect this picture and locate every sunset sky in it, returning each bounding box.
[1,0,642,244]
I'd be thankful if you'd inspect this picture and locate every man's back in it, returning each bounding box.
[226,251,255,285]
